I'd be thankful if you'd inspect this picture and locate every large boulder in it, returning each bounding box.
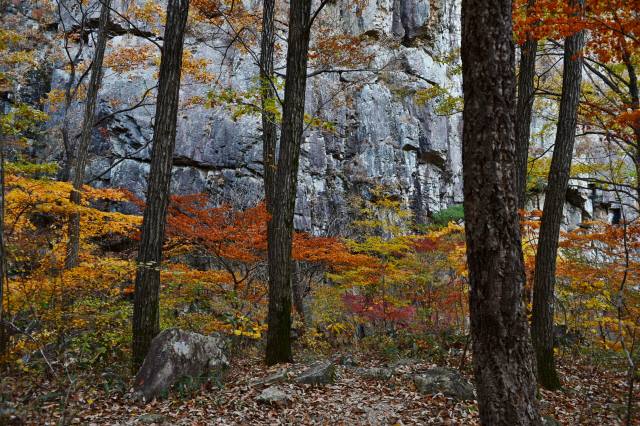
[131,328,228,403]
[293,362,337,385]
[413,367,474,400]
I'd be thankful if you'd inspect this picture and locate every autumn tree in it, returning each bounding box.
[531,0,585,391]
[461,0,542,423]
[0,24,50,365]
[264,0,315,365]
[65,0,112,270]
[574,0,640,208]
[132,0,190,372]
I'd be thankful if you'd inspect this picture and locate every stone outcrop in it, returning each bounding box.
[131,328,228,403]
[413,366,474,400]
[293,362,337,385]
[19,0,464,232]
[7,0,617,232]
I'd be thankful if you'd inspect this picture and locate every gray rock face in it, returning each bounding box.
[131,328,228,403]
[413,367,474,400]
[30,0,464,233]
[257,386,289,406]
[293,362,337,385]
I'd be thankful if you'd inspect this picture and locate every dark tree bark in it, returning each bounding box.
[621,51,640,203]
[264,0,313,366]
[131,0,190,373]
[461,0,542,424]
[65,0,112,270]
[0,123,6,366]
[531,10,584,391]
[260,0,277,209]
[515,0,538,211]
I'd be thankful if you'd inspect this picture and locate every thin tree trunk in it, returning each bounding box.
[531,9,584,391]
[65,0,112,269]
[292,260,305,323]
[131,0,189,373]
[265,0,313,366]
[0,120,6,366]
[515,0,538,211]
[260,0,277,209]
[622,52,639,203]
[461,0,542,423]
[57,0,88,183]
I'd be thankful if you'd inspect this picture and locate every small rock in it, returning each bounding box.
[293,362,336,385]
[413,367,474,401]
[138,413,167,424]
[359,367,394,382]
[330,354,358,367]
[542,415,562,426]
[253,370,288,386]
[257,386,289,406]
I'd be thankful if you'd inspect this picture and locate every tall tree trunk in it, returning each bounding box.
[260,0,277,209]
[65,0,112,270]
[531,7,584,391]
[461,0,542,424]
[131,0,189,373]
[515,0,538,211]
[0,121,6,367]
[264,0,313,366]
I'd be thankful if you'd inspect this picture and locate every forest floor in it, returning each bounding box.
[1,350,637,425]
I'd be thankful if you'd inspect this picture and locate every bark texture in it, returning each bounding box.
[260,0,277,209]
[264,0,313,366]
[461,0,542,424]
[531,17,584,391]
[65,0,112,269]
[132,0,190,373]
[0,124,6,364]
[515,0,538,211]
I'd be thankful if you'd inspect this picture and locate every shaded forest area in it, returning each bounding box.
[0,0,639,424]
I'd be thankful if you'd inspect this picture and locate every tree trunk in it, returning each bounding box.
[621,51,639,204]
[515,0,538,211]
[0,120,6,366]
[65,0,112,270]
[531,9,584,391]
[260,0,277,209]
[291,260,306,323]
[131,0,189,373]
[56,0,89,183]
[461,0,542,424]
[264,0,313,366]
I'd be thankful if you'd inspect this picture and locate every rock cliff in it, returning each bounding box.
[6,0,610,233]
[10,0,463,234]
